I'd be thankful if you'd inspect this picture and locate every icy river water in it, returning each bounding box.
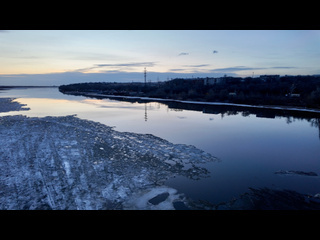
[1,87,320,209]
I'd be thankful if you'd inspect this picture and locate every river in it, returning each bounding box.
[1,87,320,206]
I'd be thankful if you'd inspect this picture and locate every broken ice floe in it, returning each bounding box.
[0,114,218,210]
[0,98,30,113]
[275,170,318,177]
[211,188,320,210]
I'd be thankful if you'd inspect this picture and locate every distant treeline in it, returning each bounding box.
[59,75,320,109]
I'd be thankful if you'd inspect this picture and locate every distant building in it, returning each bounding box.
[204,76,243,85]
[260,75,280,82]
[204,77,225,85]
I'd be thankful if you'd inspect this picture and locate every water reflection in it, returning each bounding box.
[310,118,320,139]
[145,103,148,122]
[82,94,320,139]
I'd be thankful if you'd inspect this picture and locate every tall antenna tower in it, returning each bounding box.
[144,67,147,86]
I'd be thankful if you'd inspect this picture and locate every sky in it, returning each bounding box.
[0,30,320,86]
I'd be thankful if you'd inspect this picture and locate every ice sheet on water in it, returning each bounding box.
[0,109,218,209]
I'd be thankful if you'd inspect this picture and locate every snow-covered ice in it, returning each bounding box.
[0,98,218,210]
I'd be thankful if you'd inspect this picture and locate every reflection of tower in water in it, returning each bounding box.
[144,103,148,122]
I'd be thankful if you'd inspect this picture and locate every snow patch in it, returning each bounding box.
[102,177,130,202]
[123,186,183,210]
[63,161,71,177]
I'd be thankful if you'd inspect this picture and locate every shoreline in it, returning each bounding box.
[66,91,320,114]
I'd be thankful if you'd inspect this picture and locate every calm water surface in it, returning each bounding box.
[1,87,320,205]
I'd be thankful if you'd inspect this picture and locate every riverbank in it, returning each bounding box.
[58,76,320,112]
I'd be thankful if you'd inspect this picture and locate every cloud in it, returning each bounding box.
[73,62,156,73]
[271,66,297,69]
[183,64,210,68]
[0,71,238,86]
[96,62,156,68]
[168,69,186,72]
[178,52,189,56]
[211,66,297,73]
[66,52,122,61]
[211,66,266,72]
[0,65,301,86]
[0,30,9,33]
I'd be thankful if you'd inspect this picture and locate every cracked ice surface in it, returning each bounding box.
[0,111,218,209]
